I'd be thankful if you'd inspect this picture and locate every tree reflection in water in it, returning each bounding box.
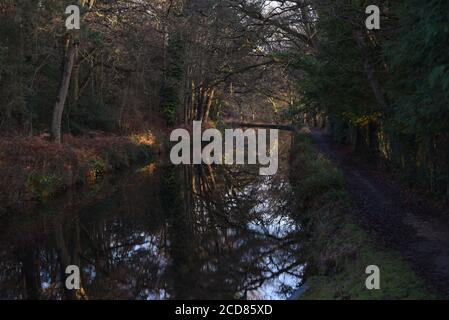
[0,161,304,300]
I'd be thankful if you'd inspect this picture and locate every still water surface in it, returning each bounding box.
[0,137,303,300]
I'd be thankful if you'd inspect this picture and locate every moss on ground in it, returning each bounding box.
[290,129,437,300]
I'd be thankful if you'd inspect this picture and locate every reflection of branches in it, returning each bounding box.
[239,260,303,294]
[180,159,303,298]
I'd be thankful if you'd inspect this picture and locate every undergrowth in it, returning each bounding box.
[0,133,155,213]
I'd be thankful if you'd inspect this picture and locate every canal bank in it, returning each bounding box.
[289,128,436,299]
[0,133,156,216]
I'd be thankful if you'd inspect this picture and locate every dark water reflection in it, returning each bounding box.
[0,160,303,300]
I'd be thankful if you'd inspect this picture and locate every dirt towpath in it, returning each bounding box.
[310,129,449,298]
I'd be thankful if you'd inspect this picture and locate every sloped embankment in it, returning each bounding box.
[0,133,156,214]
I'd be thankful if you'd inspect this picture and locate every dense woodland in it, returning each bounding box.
[1,0,448,198]
[0,0,449,194]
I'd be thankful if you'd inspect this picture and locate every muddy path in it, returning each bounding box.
[309,128,449,298]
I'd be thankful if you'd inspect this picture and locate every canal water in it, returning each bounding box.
[0,133,304,300]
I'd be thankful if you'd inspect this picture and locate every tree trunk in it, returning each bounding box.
[202,88,215,122]
[196,87,205,121]
[51,37,77,143]
[354,125,367,153]
[20,247,41,300]
[368,121,379,155]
